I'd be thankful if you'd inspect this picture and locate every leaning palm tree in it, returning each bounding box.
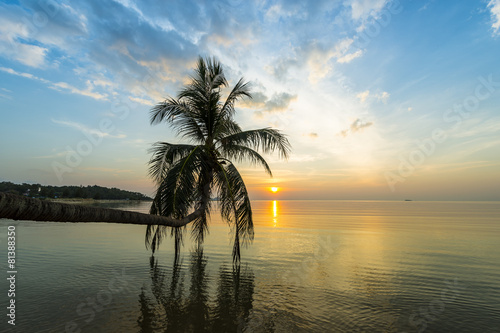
[147,56,290,262]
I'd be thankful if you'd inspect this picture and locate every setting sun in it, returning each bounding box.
[271,187,279,193]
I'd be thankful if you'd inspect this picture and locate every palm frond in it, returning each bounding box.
[148,143,198,184]
[178,77,224,141]
[189,168,213,245]
[190,210,210,246]
[146,147,208,252]
[150,99,206,142]
[219,78,251,118]
[206,56,227,89]
[213,115,241,142]
[213,160,254,262]
[150,98,188,125]
[219,145,272,177]
[218,128,291,159]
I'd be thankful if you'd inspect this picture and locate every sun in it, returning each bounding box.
[271,187,279,193]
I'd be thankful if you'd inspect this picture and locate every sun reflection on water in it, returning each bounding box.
[273,200,277,226]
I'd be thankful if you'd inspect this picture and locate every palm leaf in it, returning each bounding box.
[219,145,272,177]
[219,78,251,118]
[213,160,253,262]
[218,128,291,159]
[147,147,209,252]
[148,143,197,184]
[150,99,206,142]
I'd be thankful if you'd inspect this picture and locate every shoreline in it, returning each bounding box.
[47,198,152,204]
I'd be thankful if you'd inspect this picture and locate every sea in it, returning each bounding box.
[1,200,499,332]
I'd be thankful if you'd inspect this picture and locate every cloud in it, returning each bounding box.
[306,38,364,83]
[356,90,370,102]
[0,1,201,102]
[51,119,126,139]
[265,3,306,22]
[1,67,108,100]
[0,2,87,68]
[266,57,299,81]
[268,35,365,84]
[0,92,12,100]
[262,1,396,83]
[356,90,389,103]
[0,67,49,83]
[488,0,500,35]
[4,43,47,68]
[339,118,373,137]
[241,90,297,113]
[0,87,13,100]
[0,12,47,67]
[377,91,390,103]
[51,81,108,100]
[264,92,297,112]
[348,0,389,21]
[337,49,364,63]
[129,96,155,106]
[0,0,386,107]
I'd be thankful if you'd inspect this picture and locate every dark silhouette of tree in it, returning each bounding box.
[147,56,290,262]
[0,182,151,200]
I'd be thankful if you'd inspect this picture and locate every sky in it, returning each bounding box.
[0,0,499,201]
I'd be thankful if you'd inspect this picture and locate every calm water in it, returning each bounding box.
[1,200,499,332]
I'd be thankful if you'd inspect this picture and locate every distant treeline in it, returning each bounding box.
[0,182,151,200]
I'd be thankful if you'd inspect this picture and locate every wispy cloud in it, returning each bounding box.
[356,90,389,103]
[0,93,11,100]
[0,87,12,100]
[51,81,108,100]
[337,49,363,63]
[51,119,126,139]
[339,118,374,137]
[377,91,390,103]
[488,0,500,35]
[129,96,155,106]
[0,67,49,83]
[1,67,108,101]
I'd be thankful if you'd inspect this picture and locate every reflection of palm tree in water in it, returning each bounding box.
[138,248,255,332]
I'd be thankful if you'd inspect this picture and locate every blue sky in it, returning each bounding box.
[1,0,499,200]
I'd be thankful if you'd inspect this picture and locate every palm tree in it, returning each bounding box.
[146,56,291,262]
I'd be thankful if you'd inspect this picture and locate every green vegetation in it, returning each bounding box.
[0,181,151,201]
[147,56,290,262]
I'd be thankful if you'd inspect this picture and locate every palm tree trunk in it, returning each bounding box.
[0,192,202,226]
